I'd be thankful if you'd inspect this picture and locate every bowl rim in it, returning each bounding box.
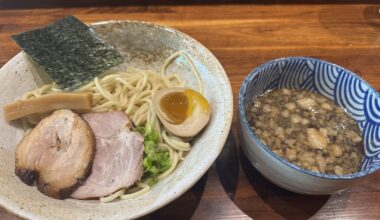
[238,56,380,180]
[0,19,233,219]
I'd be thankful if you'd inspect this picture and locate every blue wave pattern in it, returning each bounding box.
[245,58,380,172]
[243,63,281,112]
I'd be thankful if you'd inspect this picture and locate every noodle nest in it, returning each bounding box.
[20,52,203,202]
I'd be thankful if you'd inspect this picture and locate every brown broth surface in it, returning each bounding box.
[248,88,363,175]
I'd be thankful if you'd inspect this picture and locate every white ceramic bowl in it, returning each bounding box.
[238,57,380,195]
[0,20,233,219]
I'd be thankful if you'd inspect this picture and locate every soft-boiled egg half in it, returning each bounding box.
[152,87,211,139]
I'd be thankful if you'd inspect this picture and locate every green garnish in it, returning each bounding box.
[137,123,171,186]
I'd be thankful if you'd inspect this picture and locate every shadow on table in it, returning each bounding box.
[240,151,330,219]
[138,171,208,220]
[215,131,241,199]
[215,130,330,219]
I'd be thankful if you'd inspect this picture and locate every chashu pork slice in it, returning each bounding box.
[71,111,144,199]
[15,109,95,199]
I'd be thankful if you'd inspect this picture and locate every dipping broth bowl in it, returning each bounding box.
[238,57,380,194]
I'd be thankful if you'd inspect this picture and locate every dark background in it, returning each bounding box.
[1,0,379,9]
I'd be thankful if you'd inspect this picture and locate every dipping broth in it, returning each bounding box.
[248,88,363,175]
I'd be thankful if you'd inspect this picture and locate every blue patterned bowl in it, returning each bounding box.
[238,57,380,194]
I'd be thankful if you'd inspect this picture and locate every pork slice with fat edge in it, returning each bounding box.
[71,111,144,199]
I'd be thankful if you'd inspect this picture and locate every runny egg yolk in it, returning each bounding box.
[159,89,210,125]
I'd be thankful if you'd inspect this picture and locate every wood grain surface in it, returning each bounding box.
[1,3,380,220]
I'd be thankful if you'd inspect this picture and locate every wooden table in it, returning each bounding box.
[1,2,380,219]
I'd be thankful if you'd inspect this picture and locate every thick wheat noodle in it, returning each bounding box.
[120,182,150,200]
[157,149,179,180]
[162,130,191,151]
[160,50,203,94]
[99,188,126,203]
[95,77,115,101]
[178,151,185,161]
[21,51,203,202]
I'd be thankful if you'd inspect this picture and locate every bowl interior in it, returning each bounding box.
[0,21,233,219]
[239,57,380,178]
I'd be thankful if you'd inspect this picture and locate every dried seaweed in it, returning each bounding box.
[12,16,124,90]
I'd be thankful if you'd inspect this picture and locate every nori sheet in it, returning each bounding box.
[11,16,124,90]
